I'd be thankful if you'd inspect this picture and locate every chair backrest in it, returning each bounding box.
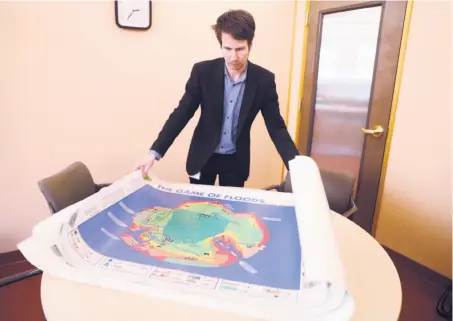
[281,169,356,215]
[38,161,98,214]
[319,169,356,215]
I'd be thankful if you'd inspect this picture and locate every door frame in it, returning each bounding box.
[281,0,415,236]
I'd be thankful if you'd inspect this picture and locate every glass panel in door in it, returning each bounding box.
[310,6,382,195]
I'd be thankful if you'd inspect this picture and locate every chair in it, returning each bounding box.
[0,161,110,289]
[38,161,111,214]
[264,169,357,218]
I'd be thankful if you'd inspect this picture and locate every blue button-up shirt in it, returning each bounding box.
[149,64,247,160]
[214,65,247,154]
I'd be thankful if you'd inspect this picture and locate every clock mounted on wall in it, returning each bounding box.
[115,0,152,30]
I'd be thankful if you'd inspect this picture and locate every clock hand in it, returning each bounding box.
[127,9,140,20]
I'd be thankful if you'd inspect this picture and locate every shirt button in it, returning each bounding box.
[230,100,233,103]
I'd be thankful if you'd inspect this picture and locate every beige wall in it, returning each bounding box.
[375,1,452,278]
[0,1,295,252]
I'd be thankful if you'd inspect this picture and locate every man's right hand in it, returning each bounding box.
[134,154,156,178]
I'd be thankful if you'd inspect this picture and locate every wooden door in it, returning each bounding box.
[298,0,407,233]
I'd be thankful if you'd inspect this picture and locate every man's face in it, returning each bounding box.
[221,32,250,72]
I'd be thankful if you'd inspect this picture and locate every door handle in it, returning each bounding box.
[361,125,384,138]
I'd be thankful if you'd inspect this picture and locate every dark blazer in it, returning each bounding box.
[150,58,299,180]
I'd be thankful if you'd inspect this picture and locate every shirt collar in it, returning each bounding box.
[224,62,248,83]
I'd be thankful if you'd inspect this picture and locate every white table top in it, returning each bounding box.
[40,214,402,321]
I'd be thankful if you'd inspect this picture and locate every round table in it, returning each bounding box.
[40,214,402,321]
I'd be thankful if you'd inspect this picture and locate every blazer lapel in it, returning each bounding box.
[236,61,257,139]
[208,59,225,125]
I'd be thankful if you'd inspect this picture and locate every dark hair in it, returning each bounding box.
[211,9,256,46]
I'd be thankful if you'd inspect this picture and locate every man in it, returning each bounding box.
[135,9,299,187]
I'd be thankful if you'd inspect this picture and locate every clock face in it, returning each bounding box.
[115,0,152,30]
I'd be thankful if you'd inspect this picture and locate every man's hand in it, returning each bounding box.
[134,154,156,178]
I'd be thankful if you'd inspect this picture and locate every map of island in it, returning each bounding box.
[76,184,301,290]
[120,201,270,268]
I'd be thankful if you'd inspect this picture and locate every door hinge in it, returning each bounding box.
[305,9,310,26]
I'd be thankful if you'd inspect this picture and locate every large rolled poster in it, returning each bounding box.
[18,156,355,321]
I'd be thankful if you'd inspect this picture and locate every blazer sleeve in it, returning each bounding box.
[150,63,202,158]
[261,73,300,169]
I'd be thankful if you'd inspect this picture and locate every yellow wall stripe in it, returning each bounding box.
[280,0,311,183]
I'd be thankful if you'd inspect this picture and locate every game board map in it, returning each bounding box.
[60,212,299,303]
[56,171,302,304]
[17,156,355,321]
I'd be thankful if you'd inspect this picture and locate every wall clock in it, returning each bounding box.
[115,0,152,30]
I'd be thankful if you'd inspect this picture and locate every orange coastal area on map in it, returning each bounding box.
[119,200,270,267]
